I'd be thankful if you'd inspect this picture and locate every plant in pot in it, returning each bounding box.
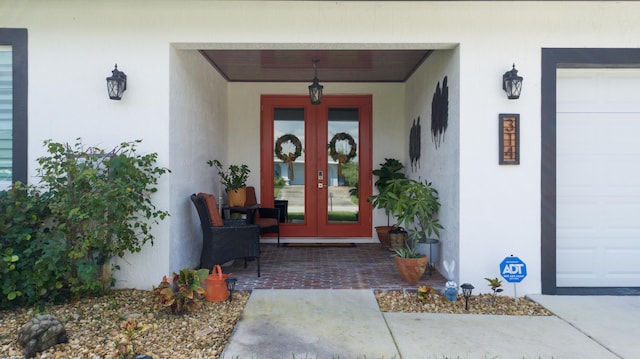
[383,178,444,284]
[368,158,406,248]
[208,159,250,207]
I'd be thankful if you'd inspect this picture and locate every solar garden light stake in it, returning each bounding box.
[460,283,474,311]
[225,277,237,301]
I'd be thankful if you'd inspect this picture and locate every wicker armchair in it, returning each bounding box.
[191,193,261,276]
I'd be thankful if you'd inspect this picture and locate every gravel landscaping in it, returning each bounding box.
[0,289,551,359]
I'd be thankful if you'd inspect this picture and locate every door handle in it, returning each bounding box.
[318,183,324,189]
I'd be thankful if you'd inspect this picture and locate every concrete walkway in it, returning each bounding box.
[223,289,639,359]
[529,294,640,359]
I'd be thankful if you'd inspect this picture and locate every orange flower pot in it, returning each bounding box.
[227,188,246,207]
[394,255,428,285]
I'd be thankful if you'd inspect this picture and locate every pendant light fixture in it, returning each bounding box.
[308,58,323,105]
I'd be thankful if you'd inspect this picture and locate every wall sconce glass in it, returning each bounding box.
[308,58,323,105]
[460,283,474,311]
[225,277,237,301]
[502,64,523,99]
[106,64,127,100]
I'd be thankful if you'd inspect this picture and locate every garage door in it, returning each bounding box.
[557,68,640,287]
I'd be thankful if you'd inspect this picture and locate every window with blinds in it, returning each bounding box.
[0,45,11,184]
[0,45,13,187]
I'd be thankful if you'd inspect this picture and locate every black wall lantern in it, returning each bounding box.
[308,58,323,105]
[502,64,523,100]
[106,64,127,100]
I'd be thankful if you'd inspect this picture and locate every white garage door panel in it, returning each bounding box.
[557,69,640,287]
[557,69,640,113]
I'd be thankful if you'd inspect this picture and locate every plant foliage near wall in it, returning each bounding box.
[431,76,449,149]
[0,139,169,308]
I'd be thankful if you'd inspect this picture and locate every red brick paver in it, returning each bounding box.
[226,243,446,292]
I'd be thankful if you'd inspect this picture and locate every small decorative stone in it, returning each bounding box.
[17,314,68,358]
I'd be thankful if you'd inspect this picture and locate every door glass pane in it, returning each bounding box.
[327,108,359,223]
[274,108,305,223]
[0,46,12,188]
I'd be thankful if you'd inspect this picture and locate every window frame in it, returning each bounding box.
[0,28,28,185]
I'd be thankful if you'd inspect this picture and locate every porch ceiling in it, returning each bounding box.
[199,49,433,83]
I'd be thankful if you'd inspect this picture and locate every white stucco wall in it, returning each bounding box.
[169,48,229,274]
[405,49,461,282]
[3,0,640,293]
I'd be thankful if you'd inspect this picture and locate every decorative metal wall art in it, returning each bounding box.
[431,76,449,149]
[409,117,421,171]
[499,114,519,165]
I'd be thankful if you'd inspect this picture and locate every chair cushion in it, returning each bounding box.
[197,192,224,227]
[245,186,258,206]
[255,217,278,228]
[245,186,261,218]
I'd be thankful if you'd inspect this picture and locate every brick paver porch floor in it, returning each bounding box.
[226,243,447,292]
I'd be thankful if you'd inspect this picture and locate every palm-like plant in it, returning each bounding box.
[382,178,444,258]
[368,158,406,226]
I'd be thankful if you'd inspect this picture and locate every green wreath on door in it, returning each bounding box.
[328,132,357,178]
[275,134,302,180]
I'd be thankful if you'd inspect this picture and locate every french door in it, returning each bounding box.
[260,95,372,238]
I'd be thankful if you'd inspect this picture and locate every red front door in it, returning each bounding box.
[260,95,372,238]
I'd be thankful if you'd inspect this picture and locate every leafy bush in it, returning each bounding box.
[152,268,209,314]
[0,139,170,308]
[341,161,358,187]
[274,176,286,197]
[0,183,66,307]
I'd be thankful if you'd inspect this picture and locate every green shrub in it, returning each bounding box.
[274,176,286,197]
[1,184,46,306]
[152,268,209,315]
[0,139,170,308]
[341,161,358,187]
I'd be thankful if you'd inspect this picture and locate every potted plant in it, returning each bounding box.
[382,178,444,284]
[208,159,250,207]
[368,158,406,248]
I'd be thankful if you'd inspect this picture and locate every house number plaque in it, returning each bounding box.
[499,114,519,165]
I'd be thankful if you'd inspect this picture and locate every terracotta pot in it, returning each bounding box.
[374,226,395,247]
[204,265,229,302]
[394,255,428,285]
[227,188,246,207]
